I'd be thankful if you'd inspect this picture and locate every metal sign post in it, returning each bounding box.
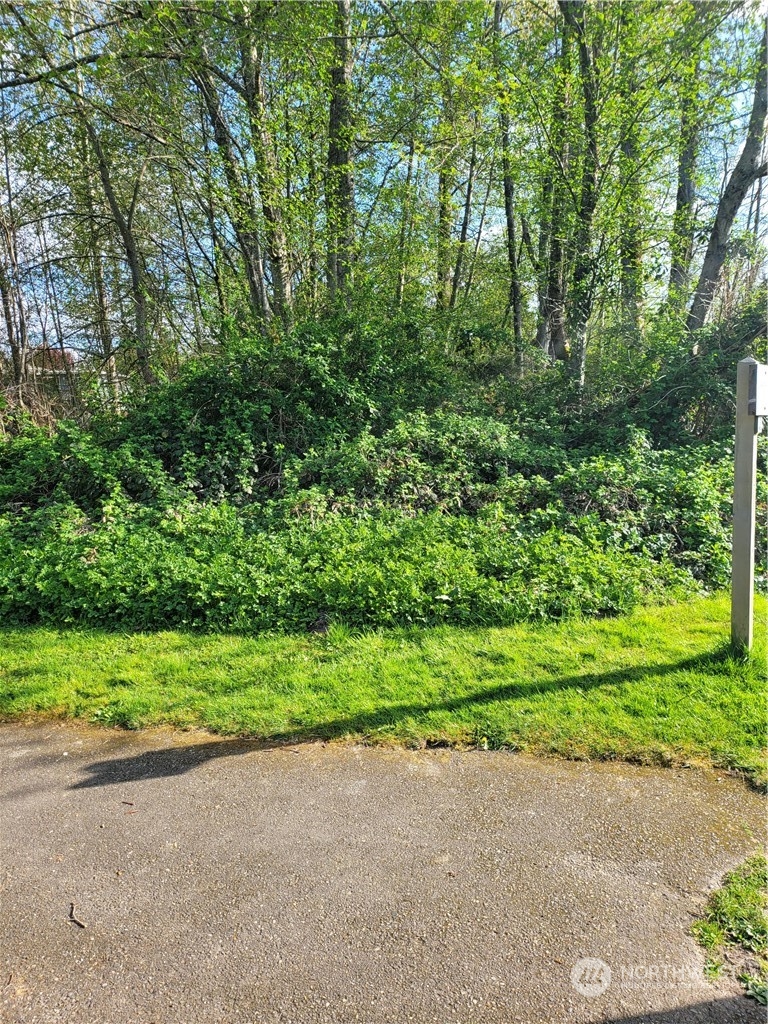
[731,357,767,652]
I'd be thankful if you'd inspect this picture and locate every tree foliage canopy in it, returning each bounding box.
[0,0,764,396]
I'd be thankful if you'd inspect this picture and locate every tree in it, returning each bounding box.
[559,0,599,385]
[327,0,355,302]
[493,1,523,363]
[687,20,767,333]
[0,0,762,405]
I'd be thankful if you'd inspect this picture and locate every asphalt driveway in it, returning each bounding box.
[1,722,764,1024]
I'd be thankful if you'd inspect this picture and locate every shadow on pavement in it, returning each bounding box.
[605,995,762,1022]
[69,736,267,788]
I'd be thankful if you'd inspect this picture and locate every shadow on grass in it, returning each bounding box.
[69,649,739,790]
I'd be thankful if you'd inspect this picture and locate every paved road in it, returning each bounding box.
[1,722,764,1024]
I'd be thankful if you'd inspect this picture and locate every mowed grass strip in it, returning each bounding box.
[1,593,765,784]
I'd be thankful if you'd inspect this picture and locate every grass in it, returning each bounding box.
[0,592,765,784]
[691,855,768,1003]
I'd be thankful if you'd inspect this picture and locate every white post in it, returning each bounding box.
[731,358,760,651]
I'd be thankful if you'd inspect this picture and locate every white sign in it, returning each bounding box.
[748,362,768,417]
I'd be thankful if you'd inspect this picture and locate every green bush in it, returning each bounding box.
[114,311,454,502]
[0,307,762,635]
[287,410,567,512]
[522,434,736,587]
[0,421,181,513]
[0,494,694,634]
[282,428,742,590]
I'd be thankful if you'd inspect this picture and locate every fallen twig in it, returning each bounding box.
[68,903,86,929]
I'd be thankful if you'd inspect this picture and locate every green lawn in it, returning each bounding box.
[1,593,765,784]
[692,854,768,1003]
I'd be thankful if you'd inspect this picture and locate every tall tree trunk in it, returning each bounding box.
[667,76,699,306]
[687,23,767,333]
[546,13,572,363]
[753,160,764,242]
[1,110,28,386]
[307,142,321,308]
[169,172,206,354]
[0,258,22,385]
[436,165,453,311]
[463,156,495,301]
[196,100,229,320]
[534,176,553,354]
[66,0,121,397]
[92,244,118,402]
[395,138,415,307]
[237,8,293,324]
[0,224,27,386]
[466,153,495,299]
[194,68,271,325]
[618,3,642,335]
[80,115,155,386]
[326,0,355,303]
[449,132,477,311]
[560,0,599,387]
[493,1,523,365]
[77,124,119,404]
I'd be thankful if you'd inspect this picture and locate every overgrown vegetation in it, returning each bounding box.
[1,312,765,634]
[692,855,768,1003]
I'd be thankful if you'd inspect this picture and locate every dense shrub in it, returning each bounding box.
[112,312,455,502]
[520,434,739,588]
[0,497,694,633]
[280,428,749,592]
[0,308,763,634]
[0,413,759,633]
[0,422,181,512]
[286,410,568,512]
